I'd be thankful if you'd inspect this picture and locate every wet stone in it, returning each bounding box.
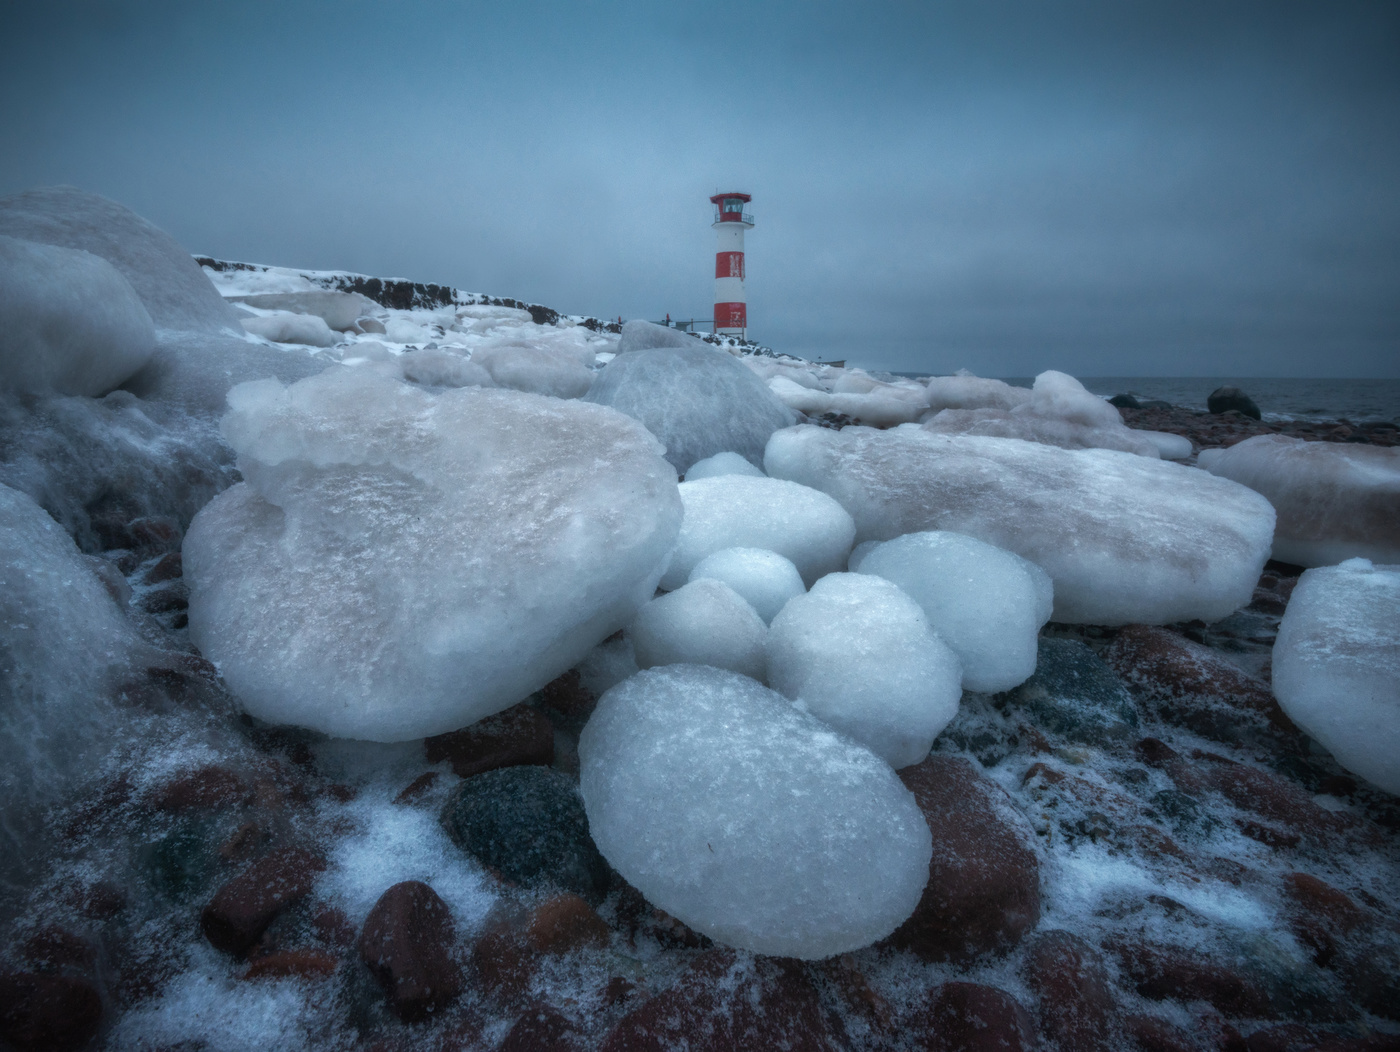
[1023,929,1115,1052]
[916,981,1038,1052]
[201,847,326,957]
[357,880,462,1022]
[1006,637,1140,745]
[423,701,555,779]
[499,1005,587,1052]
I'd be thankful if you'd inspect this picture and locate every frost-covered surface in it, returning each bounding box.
[1273,559,1400,794]
[683,449,766,480]
[628,578,768,681]
[661,474,856,589]
[687,546,805,624]
[578,665,932,958]
[0,234,155,397]
[185,368,681,741]
[1199,434,1400,566]
[853,531,1054,693]
[766,573,962,769]
[766,424,1275,625]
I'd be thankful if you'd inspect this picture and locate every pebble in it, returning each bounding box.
[200,846,325,957]
[357,880,462,1022]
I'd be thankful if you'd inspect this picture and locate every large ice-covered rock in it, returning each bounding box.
[578,665,932,958]
[123,329,328,416]
[660,475,856,590]
[241,311,337,347]
[232,290,379,331]
[688,547,805,624]
[471,343,593,400]
[766,573,962,768]
[926,372,1032,413]
[628,578,768,681]
[924,371,1159,458]
[765,426,1275,626]
[0,234,156,397]
[0,186,241,333]
[1272,559,1400,795]
[584,345,798,473]
[617,319,697,353]
[1198,435,1400,567]
[852,531,1053,693]
[184,368,682,741]
[684,450,765,481]
[767,375,929,427]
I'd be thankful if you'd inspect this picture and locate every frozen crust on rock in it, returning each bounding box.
[184,368,682,741]
[765,425,1275,626]
[628,578,769,681]
[578,665,932,958]
[661,475,856,590]
[1199,435,1400,567]
[1272,559,1400,795]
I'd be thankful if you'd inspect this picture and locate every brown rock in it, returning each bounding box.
[887,755,1041,962]
[201,847,326,957]
[1122,1013,1199,1052]
[144,550,183,584]
[146,765,250,812]
[526,893,610,954]
[499,1005,587,1052]
[599,950,838,1052]
[1023,929,1115,1050]
[1103,625,1295,743]
[394,771,439,804]
[0,971,103,1052]
[1193,753,1354,842]
[540,668,598,722]
[468,929,538,1004]
[312,907,357,949]
[423,702,554,779]
[357,880,462,1022]
[243,949,340,980]
[1112,940,1272,1017]
[916,981,1038,1052]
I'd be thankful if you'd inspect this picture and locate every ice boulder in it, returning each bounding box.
[396,348,494,389]
[0,234,155,396]
[688,547,805,624]
[184,368,682,741]
[584,345,798,473]
[124,329,328,415]
[926,372,1033,413]
[1140,431,1194,460]
[684,450,766,481]
[767,573,962,768]
[629,578,768,681]
[241,311,337,347]
[765,426,1275,626]
[768,376,929,427]
[852,531,1053,693]
[1272,559,1400,795]
[0,186,241,332]
[660,475,856,590]
[1198,435,1400,567]
[617,318,696,353]
[231,290,379,331]
[578,664,932,957]
[471,344,593,400]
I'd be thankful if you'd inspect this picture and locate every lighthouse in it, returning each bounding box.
[710,192,753,337]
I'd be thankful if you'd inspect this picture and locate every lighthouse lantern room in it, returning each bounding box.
[710,191,753,336]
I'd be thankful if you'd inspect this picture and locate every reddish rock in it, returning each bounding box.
[394,771,439,804]
[20,927,95,972]
[0,971,102,1052]
[1122,1013,1200,1052]
[468,929,538,1004]
[243,949,340,980]
[201,847,326,957]
[540,668,598,722]
[499,1005,587,1051]
[526,893,611,954]
[218,821,266,860]
[1023,929,1115,1051]
[599,950,838,1052]
[887,755,1041,962]
[357,880,462,1022]
[144,550,182,584]
[423,702,555,779]
[1112,940,1272,1017]
[819,954,895,1034]
[602,976,639,1007]
[1193,753,1354,842]
[1103,626,1295,743]
[146,765,250,812]
[916,981,1038,1052]
[312,907,357,949]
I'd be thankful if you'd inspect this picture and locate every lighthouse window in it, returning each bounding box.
[724,198,743,212]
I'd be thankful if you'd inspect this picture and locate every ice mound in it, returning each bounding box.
[231,290,378,331]
[1198,435,1400,566]
[584,345,798,473]
[924,370,1160,458]
[688,547,805,624]
[0,186,241,333]
[1140,430,1193,460]
[183,367,682,741]
[765,426,1275,626]
[766,573,961,768]
[471,343,593,399]
[1272,559,1400,795]
[628,578,768,681]
[925,371,1033,412]
[617,318,696,353]
[396,348,493,389]
[0,235,155,397]
[660,475,856,590]
[240,310,337,347]
[767,375,930,427]
[124,329,328,416]
[578,664,932,958]
[684,450,766,480]
[852,531,1053,692]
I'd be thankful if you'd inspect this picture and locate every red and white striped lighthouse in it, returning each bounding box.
[710,192,753,336]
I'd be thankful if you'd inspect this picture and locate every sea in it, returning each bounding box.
[891,375,1400,424]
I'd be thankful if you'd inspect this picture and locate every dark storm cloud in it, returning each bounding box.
[2,0,1396,375]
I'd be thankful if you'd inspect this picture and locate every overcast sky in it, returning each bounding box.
[2,1,1397,376]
